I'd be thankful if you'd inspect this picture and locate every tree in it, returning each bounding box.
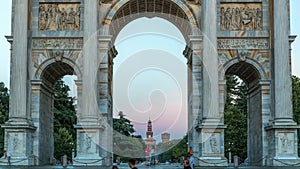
[0,82,9,156]
[53,79,77,139]
[53,79,77,159]
[292,75,300,156]
[156,135,188,163]
[54,127,75,160]
[224,106,247,160]
[113,111,144,160]
[224,75,248,161]
[113,111,135,136]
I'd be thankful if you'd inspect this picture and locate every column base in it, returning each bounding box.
[74,121,112,167]
[270,157,300,167]
[73,156,103,166]
[196,123,228,167]
[265,122,300,167]
[198,157,228,167]
[1,120,36,166]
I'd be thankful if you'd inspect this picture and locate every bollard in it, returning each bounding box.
[234,156,239,167]
[31,155,36,166]
[63,155,67,168]
[117,156,120,165]
[229,152,232,163]
[72,149,75,159]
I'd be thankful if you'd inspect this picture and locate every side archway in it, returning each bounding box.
[31,58,81,165]
[219,57,271,166]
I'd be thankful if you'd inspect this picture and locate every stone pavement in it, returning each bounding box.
[0,163,300,169]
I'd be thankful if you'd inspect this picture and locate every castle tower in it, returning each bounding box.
[161,133,170,144]
[146,119,153,138]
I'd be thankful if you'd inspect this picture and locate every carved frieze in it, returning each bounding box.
[32,39,82,69]
[39,3,81,31]
[220,3,262,31]
[218,39,269,50]
[32,38,83,49]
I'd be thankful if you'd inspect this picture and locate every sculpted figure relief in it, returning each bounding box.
[38,3,81,31]
[220,3,262,31]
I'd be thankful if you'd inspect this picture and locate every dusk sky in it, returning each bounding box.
[0,1,300,142]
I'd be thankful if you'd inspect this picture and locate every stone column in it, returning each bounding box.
[98,35,115,166]
[9,0,29,121]
[81,0,99,122]
[202,0,219,122]
[273,0,294,123]
[265,0,300,166]
[197,0,227,166]
[74,0,103,166]
[184,37,202,166]
[2,1,36,165]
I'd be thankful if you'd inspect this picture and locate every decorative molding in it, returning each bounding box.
[32,38,83,49]
[217,38,269,50]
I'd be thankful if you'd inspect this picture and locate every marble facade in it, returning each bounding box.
[3,0,299,167]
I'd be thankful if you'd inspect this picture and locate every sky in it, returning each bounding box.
[0,0,300,141]
[113,18,187,140]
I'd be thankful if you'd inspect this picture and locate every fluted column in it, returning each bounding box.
[81,0,98,120]
[273,0,294,122]
[9,0,29,120]
[202,0,219,121]
[2,1,36,165]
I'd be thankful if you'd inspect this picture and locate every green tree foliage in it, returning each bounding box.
[0,82,9,156]
[113,111,144,160]
[224,106,247,160]
[224,75,248,161]
[113,111,135,136]
[156,135,188,163]
[54,127,75,159]
[53,79,77,139]
[53,79,77,159]
[292,75,300,156]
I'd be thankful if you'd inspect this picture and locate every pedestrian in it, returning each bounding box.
[112,165,119,169]
[189,153,194,169]
[3,150,11,165]
[128,158,138,169]
[184,156,191,169]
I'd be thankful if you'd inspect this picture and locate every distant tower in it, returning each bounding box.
[144,119,156,156]
[161,133,170,143]
[146,119,153,138]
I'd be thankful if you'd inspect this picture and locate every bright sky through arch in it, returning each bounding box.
[113,17,188,141]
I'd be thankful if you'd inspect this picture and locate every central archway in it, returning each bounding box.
[98,0,203,165]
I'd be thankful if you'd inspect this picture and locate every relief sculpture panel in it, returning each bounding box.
[220,3,262,31]
[278,133,295,155]
[39,3,81,31]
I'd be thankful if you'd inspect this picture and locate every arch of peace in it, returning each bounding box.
[3,0,300,167]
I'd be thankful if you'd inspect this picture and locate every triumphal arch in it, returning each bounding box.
[3,0,300,167]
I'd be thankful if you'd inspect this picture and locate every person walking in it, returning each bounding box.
[184,156,191,169]
[128,159,138,169]
[3,150,11,165]
[189,153,194,169]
